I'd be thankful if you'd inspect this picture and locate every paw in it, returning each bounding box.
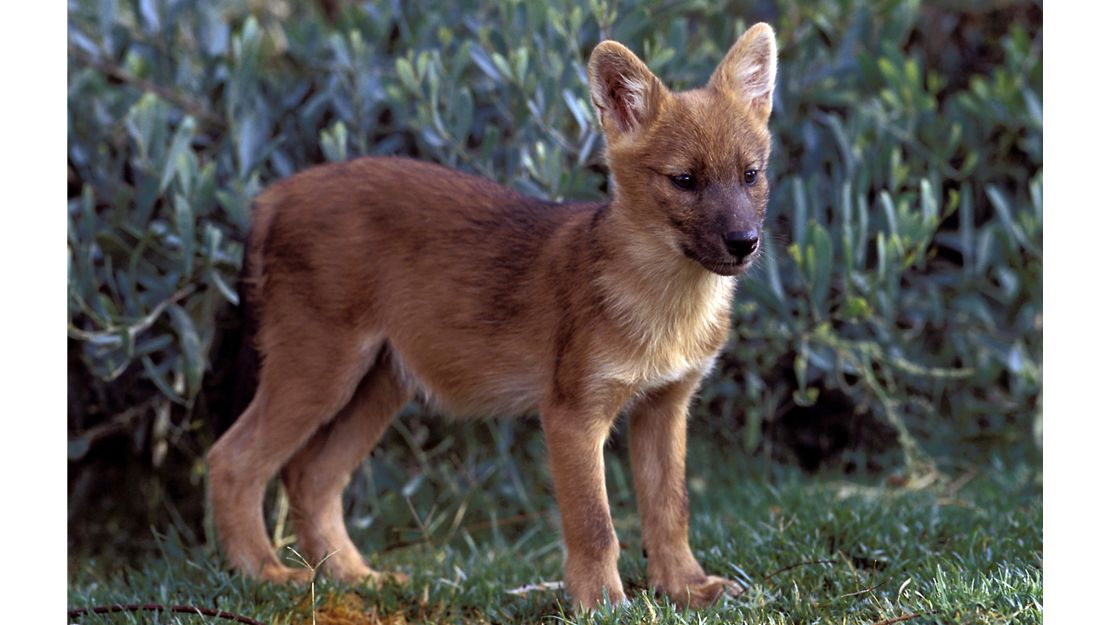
[259,562,314,584]
[364,569,410,587]
[658,574,742,608]
[565,573,626,612]
[569,586,628,612]
[321,558,409,587]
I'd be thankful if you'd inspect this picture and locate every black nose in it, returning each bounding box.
[724,230,760,261]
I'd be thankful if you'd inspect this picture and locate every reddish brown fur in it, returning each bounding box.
[207,23,778,611]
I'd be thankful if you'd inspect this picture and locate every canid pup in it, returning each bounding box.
[208,23,777,610]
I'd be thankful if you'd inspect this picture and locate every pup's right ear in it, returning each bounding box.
[588,41,668,140]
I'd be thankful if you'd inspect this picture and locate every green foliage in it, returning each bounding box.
[704,2,1042,475]
[67,0,1041,560]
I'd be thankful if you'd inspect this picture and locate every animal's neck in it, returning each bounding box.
[593,201,736,348]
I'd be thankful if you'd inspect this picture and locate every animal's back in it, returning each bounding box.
[246,156,598,417]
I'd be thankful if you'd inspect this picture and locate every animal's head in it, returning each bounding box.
[588,24,777,276]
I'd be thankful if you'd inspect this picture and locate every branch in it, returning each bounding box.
[67,604,264,625]
[68,45,226,130]
[869,611,936,625]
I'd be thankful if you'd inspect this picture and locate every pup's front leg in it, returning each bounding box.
[541,401,626,611]
[628,374,743,608]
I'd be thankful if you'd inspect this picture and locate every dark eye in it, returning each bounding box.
[744,169,759,186]
[670,173,697,191]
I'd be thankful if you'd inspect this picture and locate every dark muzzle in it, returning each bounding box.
[723,230,760,262]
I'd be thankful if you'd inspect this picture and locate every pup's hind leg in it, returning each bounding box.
[207,333,377,583]
[281,349,411,584]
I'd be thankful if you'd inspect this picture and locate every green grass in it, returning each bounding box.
[67,435,1041,625]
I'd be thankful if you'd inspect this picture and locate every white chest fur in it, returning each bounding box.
[592,270,735,391]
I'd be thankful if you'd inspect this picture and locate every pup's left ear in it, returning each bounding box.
[709,23,778,122]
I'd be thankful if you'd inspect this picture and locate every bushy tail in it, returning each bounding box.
[206,233,260,437]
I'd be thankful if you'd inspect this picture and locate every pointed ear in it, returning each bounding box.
[588,41,668,138]
[709,23,778,121]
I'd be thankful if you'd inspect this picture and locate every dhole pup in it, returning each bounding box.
[208,22,777,610]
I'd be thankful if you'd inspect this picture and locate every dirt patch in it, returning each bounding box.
[288,592,407,625]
